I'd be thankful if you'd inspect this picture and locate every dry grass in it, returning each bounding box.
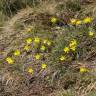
[0,0,96,96]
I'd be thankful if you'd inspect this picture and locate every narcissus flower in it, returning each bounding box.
[80,67,89,73]
[34,54,41,60]
[88,31,94,36]
[27,67,34,74]
[34,37,40,43]
[26,38,32,44]
[42,63,47,69]
[60,55,66,61]
[40,45,46,51]
[70,46,76,51]
[69,39,77,51]
[69,39,77,47]
[76,20,82,25]
[70,18,77,25]
[13,50,20,56]
[64,47,70,53]
[50,17,57,23]
[83,17,93,24]
[24,45,30,51]
[6,57,14,64]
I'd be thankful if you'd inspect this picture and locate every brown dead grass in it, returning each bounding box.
[0,0,96,96]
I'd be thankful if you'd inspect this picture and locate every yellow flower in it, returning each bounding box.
[76,20,82,25]
[83,17,93,24]
[26,38,32,44]
[69,39,77,48]
[70,18,77,25]
[47,41,51,46]
[88,31,94,36]
[13,50,20,56]
[40,45,46,51]
[6,57,14,64]
[34,54,41,60]
[60,55,66,61]
[42,63,47,69]
[27,67,34,74]
[24,45,30,51]
[80,67,89,73]
[64,47,70,53]
[34,37,40,43]
[50,17,57,23]
[43,39,48,44]
[70,46,76,51]
[69,39,77,51]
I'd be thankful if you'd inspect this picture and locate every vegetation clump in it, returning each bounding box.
[0,0,96,96]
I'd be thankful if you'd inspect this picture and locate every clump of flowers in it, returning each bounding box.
[70,19,82,25]
[70,17,93,25]
[59,39,77,62]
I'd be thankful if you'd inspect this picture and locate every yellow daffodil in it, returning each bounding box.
[83,17,93,24]
[6,57,14,64]
[64,47,70,53]
[40,45,46,51]
[43,39,48,44]
[88,31,94,37]
[13,50,20,56]
[80,67,89,73]
[47,41,51,46]
[28,67,34,74]
[34,37,40,43]
[70,46,76,51]
[24,45,30,51]
[70,18,77,25]
[69,39,77,48]
[69,39,77,51]
[50,17,57,23]
[42,63,47,69]
[60,55,66,61]
[76,20,82,25]
[26,38,32,44]
[34,54,41,60]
